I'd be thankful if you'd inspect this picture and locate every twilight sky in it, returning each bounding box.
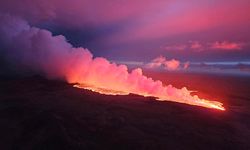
[1,0,250,62]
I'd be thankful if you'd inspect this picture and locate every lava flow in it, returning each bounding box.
[74,83,225,111]
[74,83,129,95]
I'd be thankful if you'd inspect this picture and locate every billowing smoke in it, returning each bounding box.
[0,14,224,110]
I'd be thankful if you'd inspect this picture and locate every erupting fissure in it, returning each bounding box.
[73,84,129,95]
[0,14,225,111]
[73,82,225,111]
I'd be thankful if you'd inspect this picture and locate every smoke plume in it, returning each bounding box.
[0,14,224,110]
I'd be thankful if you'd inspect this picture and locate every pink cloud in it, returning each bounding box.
[146,56,184,70]
[164,59,180,70]
[210,41,243,50]
[163,41,245,52]
[146,55,167,68]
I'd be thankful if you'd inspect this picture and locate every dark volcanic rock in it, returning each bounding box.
[0,75,250,150]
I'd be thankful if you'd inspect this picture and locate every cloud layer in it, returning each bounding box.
[163,41,245,51]
[211,41,243,50]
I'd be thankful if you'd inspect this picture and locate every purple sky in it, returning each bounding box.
[1,0,250,62]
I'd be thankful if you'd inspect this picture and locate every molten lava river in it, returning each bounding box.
[73,83,225,111]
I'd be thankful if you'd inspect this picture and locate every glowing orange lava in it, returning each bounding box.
[74,84,129,95]
[73,83,225,111]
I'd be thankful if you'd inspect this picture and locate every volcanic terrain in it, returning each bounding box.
[0,73,250,150]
